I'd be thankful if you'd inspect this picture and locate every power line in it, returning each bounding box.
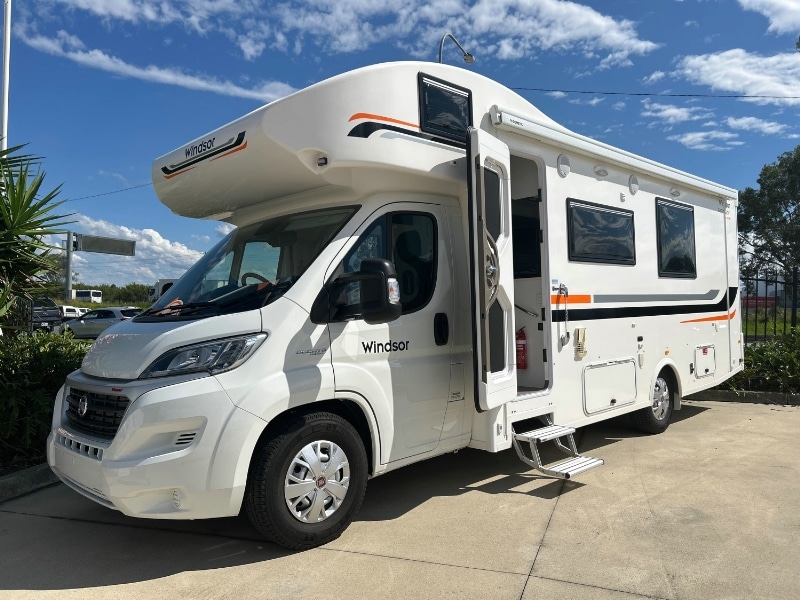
[66,182,153,203]
[512,87,800,100]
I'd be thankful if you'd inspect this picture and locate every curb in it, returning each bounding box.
[688,389,800,406]
[0,463,59,504]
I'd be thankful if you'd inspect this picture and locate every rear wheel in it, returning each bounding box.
[631,371,674,434]
[245,411,368,550]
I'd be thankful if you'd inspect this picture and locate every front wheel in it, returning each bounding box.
[631,372,674,434]
[245,411,368,550]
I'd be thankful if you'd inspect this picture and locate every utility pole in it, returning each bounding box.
[1,0,10,151]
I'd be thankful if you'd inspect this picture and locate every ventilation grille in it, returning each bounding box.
[175,432,197,446]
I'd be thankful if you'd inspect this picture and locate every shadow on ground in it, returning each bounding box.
[0,406,707,591]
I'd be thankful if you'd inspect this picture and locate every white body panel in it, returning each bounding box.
[49,61,741,520]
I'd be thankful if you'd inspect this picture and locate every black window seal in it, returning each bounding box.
[656,197,697,279]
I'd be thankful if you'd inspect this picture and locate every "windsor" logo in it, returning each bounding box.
[361,339,410,353]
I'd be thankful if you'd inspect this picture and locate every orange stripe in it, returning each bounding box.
[163,166,195,180]
[550,294,592,304]
[348,112,419,129]
[211,140,248,161]
[681,309,737,324]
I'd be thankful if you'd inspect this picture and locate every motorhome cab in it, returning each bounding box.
[48,62,743,549]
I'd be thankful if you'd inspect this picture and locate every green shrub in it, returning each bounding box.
[0,331,90,472]
[723,328,800,394]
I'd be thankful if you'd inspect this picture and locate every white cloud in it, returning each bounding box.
[547,91,567,99]
[674,49,800,106]
[72,215,204,285]
[216,223,236,237]
[49,0,242,32]
[641,99,714,124]
[17,22,295,102]
[725,116,787,135]
[568,96,605,106]
[35,0,659,69]
[667,130,740,151]
[642,71,665,85]
[737,0,800,34]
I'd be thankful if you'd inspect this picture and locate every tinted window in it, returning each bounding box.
[657,199,696,278]
[567,199,635,265]
[512,198,541,278]
[418,73,472,143]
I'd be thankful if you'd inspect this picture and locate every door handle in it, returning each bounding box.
[434,313,449,346]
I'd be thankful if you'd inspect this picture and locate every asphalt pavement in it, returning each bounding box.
[1,399,798,600]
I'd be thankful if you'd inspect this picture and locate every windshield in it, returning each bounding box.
[137,206,358,321]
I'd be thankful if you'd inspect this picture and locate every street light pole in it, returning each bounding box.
[1,0,11,151]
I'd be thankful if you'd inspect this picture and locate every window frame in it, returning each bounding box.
[656,197,697,279]
[417,72,473,144]
[566,198,636,266]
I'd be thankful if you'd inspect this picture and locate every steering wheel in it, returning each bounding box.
[241,272,271,286]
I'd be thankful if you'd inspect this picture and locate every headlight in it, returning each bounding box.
[140,333,267,379]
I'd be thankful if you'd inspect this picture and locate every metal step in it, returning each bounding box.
[541,456,604,479]
[514,424,576,444]
[512,423,603,480]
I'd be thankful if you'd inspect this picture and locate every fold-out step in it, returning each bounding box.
[512,423,603,480]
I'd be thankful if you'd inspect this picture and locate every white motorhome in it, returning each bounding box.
[147,278,180,303]
[48,62,742,550]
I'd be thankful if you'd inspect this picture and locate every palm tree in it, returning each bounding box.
[0,144,72,332]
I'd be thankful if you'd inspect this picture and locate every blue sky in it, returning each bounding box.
[9,0,800,286]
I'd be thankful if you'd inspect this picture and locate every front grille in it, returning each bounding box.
[65,387,130,440]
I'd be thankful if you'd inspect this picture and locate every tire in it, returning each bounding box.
[631,371,674,434]
[245,411,368,550]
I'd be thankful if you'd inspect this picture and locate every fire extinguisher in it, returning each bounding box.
[516,327,528,370]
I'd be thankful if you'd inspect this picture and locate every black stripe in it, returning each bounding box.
[552,287,739,322]
[347,122,465,149]
[161,131,247,176]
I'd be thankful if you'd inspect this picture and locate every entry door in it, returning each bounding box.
[467,128,517,411]
[327,203,454,462]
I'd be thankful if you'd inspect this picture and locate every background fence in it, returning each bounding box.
[741,266,798,344]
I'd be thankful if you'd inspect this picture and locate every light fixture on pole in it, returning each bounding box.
[438,33,475,65]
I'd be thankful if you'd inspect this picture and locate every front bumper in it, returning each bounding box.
[47,373,267,519]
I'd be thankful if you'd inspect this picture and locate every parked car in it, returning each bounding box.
[58,305,81,322]
[29,297,62,333]
[77,307,89,316]
[61,307,142,339]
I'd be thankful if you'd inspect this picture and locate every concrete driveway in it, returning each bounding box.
[1,399,798,599]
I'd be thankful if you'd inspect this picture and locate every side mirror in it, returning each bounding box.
[310,257,402,324]
[358,258,402,325]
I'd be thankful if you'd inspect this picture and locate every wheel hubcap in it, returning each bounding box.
[652,377,670,420]
[285,440,350,523]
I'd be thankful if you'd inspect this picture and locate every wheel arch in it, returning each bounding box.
[248,398,379,478]
[652,358,682,410]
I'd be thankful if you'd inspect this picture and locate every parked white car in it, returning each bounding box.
[58,305,81,322]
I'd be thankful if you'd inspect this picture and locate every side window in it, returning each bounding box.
[339,212,437,317]
[512,197,541,278]
[567,199,635,265]
[656,198,696,278]
[392,214,436,313]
